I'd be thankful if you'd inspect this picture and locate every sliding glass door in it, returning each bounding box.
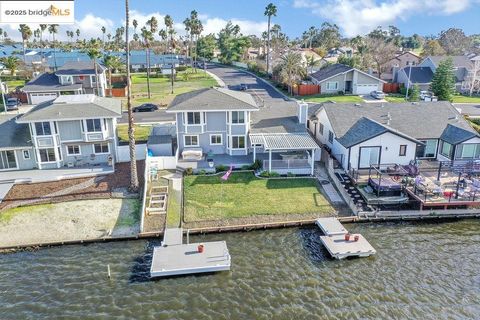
[359,147,381,169]
[0,150,17,170]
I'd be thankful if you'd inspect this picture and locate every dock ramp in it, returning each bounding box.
[315,217,376,260]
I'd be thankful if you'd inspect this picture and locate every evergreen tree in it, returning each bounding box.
[430,57,456,101]
[409,84,420,102]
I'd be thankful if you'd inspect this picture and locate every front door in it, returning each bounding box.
[345,81,352,93]
[359,147,381,169]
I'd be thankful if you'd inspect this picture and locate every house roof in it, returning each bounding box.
[427,56,473,69]
[249,133,319,150]
[401,66,434,84]
[312,101,479,146]
[250,100,307,134]
[0,115,32,149]
[440,124,477,144]
[166,87,259,112]
[310,64,353,83]
[55,60,106,75]
[22,72,82,92]
[17,94,122,122]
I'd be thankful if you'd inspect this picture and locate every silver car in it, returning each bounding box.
[370,90,386,99]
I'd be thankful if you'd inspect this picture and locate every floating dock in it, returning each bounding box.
[150,228,231,278]
[315,217,376,259]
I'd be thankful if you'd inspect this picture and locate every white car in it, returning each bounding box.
[370,90,386,99]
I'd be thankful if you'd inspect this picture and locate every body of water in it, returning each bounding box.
[1,220,479,319]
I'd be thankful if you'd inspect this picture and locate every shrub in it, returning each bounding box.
[259,171,280,177]
[251,159,263,171]
[215,165,228,172]
[198,169,207,175]
[241,165,251,170]
[269,171,280,177]
[259,171,270,177]
[176,66,188,72]
[287,172,296,177]
[185,167,193,176]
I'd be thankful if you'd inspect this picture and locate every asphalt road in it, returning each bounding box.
[118,109,175,124]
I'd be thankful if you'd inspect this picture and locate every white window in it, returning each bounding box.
[231,111,245,124]
[326,82,338,91]
[231,136,246,149]
[61,76,73,84]
[67,145,81,155]
[91,75,97,83]
[35,122,52,136]
[186,112,202,125]
[210,134,222,145]
[184,135,199,147]
[86,119,102,132]
[328,131,334,143]
[39,148,56,163]
[93,143,109,154]
[22,150,30,160]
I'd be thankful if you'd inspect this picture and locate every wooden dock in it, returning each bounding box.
[150,228,231,278]
[315,217,376,259]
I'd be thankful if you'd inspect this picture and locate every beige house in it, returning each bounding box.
[382,51,421,82]
[310,64,385,95]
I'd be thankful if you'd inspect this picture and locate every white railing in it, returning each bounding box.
[264,159,310,169]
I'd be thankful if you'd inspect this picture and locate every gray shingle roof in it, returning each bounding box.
[440,124,477,144]
[401,66,433,84]
[17,94,122,122]
[0,115,32,149]
[22,72,82,92]
[55,61,106,75]
[313,101,478,146]
[310,64,353,83]
[166,87,259,112]
[428,56,473,69]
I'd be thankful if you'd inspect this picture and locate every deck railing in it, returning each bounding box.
[263,159,310,169]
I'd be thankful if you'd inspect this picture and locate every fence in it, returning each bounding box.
[383,83,400,93]
[264,159,310,169]
[116,144,147,163]
[292,84,320,96]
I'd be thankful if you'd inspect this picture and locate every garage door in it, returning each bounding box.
[354,84,379,95]
[30,93,58,104]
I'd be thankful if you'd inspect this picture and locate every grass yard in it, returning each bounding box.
[302,94,364,103]
[5,79,26,89]
[452,95,480,103]
[117,124,152,143]
[184,172,334,221]
[385,95,407,103]
[125,69,218,107]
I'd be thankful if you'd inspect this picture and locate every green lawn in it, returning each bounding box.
[183,172,334,221]
[385,95,407,103]
[452,95,480,103]
[5,79,26,90]
[302,94,364,103]
[124,69,218,107]
[117,124,152,143]
[166,179,182,228]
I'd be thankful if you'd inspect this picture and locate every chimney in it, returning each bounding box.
[297,100,309,126]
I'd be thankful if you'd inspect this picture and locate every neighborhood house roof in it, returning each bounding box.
[310,64,353,83]
[22,72,82,92]
[17,94,122,122]
[401,66,433,84]
[314,101,479,148]
[55,61,106,75]
[166,87,259,112]
[428,56,473,69]
[0,115,32,149]
[249,133,319,150]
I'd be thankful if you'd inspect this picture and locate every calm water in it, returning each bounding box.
[1,220,479,319]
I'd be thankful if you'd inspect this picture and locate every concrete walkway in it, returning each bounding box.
[0,182,14,204]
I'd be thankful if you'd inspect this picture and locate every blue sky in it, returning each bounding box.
[5,0,480,40]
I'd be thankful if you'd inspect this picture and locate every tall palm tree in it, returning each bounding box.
[159,29,167,53]
[145,16,158,97]
[102,55,123,96]
[39,24,47,57]
[278,52,305,95]
[84,39,102,96]
[48,24,59,69]
[132,19,138,34]
[125,0,139,192]
[164,14,175,94]
[75,29,80,41]
[18,24,32,62]
[188,10,203,72]
[101,26,106,47]
[264,3,277,75]
[305,55,321,74]
[141,26,154,99]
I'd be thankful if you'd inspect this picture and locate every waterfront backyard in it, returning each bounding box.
[183,172,335,225]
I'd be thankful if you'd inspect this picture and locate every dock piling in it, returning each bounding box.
[107,264,111,279]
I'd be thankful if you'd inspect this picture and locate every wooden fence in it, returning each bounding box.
[292,84,320,96]
[383,83,400,93]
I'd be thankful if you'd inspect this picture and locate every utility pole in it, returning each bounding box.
[0,78,6,114]
[405,64,412,100]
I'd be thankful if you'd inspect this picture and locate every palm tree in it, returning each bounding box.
[305,55,321,74]
[102,55,123,96]
[264,3,277,75]
[84,39,102,96]
[0,56,20,76]
[125,0,139,192]
[188,10,203,72]
[48,24,59,69]
[141,26,154,99]
[164,14,175,94]
[278,52,305,95]
[132,19,138,33]
[159,29,167,53]
[18,24,32,62]
[101,26,106,47]
[308,26,316,48]
[75,28,80,41]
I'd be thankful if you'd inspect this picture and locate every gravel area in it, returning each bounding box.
[0,199,140,248]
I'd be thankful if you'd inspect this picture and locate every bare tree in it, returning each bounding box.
[364,37,398,80]
[467,56,480,96]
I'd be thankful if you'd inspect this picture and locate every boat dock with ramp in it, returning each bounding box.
[315,217,376,259]
[150,228,231,278]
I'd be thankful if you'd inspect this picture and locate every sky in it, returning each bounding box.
[2,0,480,41]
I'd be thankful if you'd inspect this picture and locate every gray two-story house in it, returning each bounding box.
[22,61,108,104]
[9,94,122,170]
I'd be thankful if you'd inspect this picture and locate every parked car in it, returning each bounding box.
[420,91,430,100]
[370,91,386,99]
[133,103,159,112]
[239,83,248,91]
[5,97,21,110]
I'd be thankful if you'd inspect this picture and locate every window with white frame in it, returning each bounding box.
[231,136,246,149]
[86,119,102,132]
[35,122,52,136]
[22,150,30,160]
[318,123,324,135]
[61,75,73,84]
[231,111,245,124]
[184,135,199,147]
[39,148,56,162]
[210,134,222,145]
[328,131,334,143]
[67,145,81,155]
[326,82,338,90]
[186,112,202,125]
[93,143,109,154]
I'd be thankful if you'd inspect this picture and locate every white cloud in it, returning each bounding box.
[294,0,477,37]
[203,18,268,36]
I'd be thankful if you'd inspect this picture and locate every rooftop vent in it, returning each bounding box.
[354,103,361,107]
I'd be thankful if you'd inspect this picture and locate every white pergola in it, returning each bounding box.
[249,133,320,175]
